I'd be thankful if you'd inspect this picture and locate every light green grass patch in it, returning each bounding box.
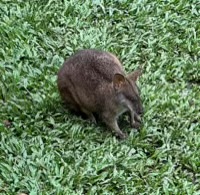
[0,0,200,194]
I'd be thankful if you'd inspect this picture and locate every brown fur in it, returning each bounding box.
[57,49,143,139]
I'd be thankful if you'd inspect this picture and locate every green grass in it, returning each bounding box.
[0,0,200,194]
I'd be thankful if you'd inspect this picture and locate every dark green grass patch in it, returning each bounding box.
[0,0,200,194]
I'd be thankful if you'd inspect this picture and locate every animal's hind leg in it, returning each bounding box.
[80,107,97,124]
[62,96,79,112]
[59,86,81,113]
[64,96,96,123]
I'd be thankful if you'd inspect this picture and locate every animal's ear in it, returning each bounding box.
[113,73,126,90]
[128,69,142,82]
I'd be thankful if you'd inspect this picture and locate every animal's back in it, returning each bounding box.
[64,49,123,86]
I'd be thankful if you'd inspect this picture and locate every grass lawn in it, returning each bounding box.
[0,0,200,194]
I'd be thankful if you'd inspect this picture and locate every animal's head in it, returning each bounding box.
[113,70,144,125]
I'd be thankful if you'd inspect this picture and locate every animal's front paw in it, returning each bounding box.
[132,121,141,130]
[116,131,127,140]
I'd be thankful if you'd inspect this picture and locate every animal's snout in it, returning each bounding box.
[137,105,144,116]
